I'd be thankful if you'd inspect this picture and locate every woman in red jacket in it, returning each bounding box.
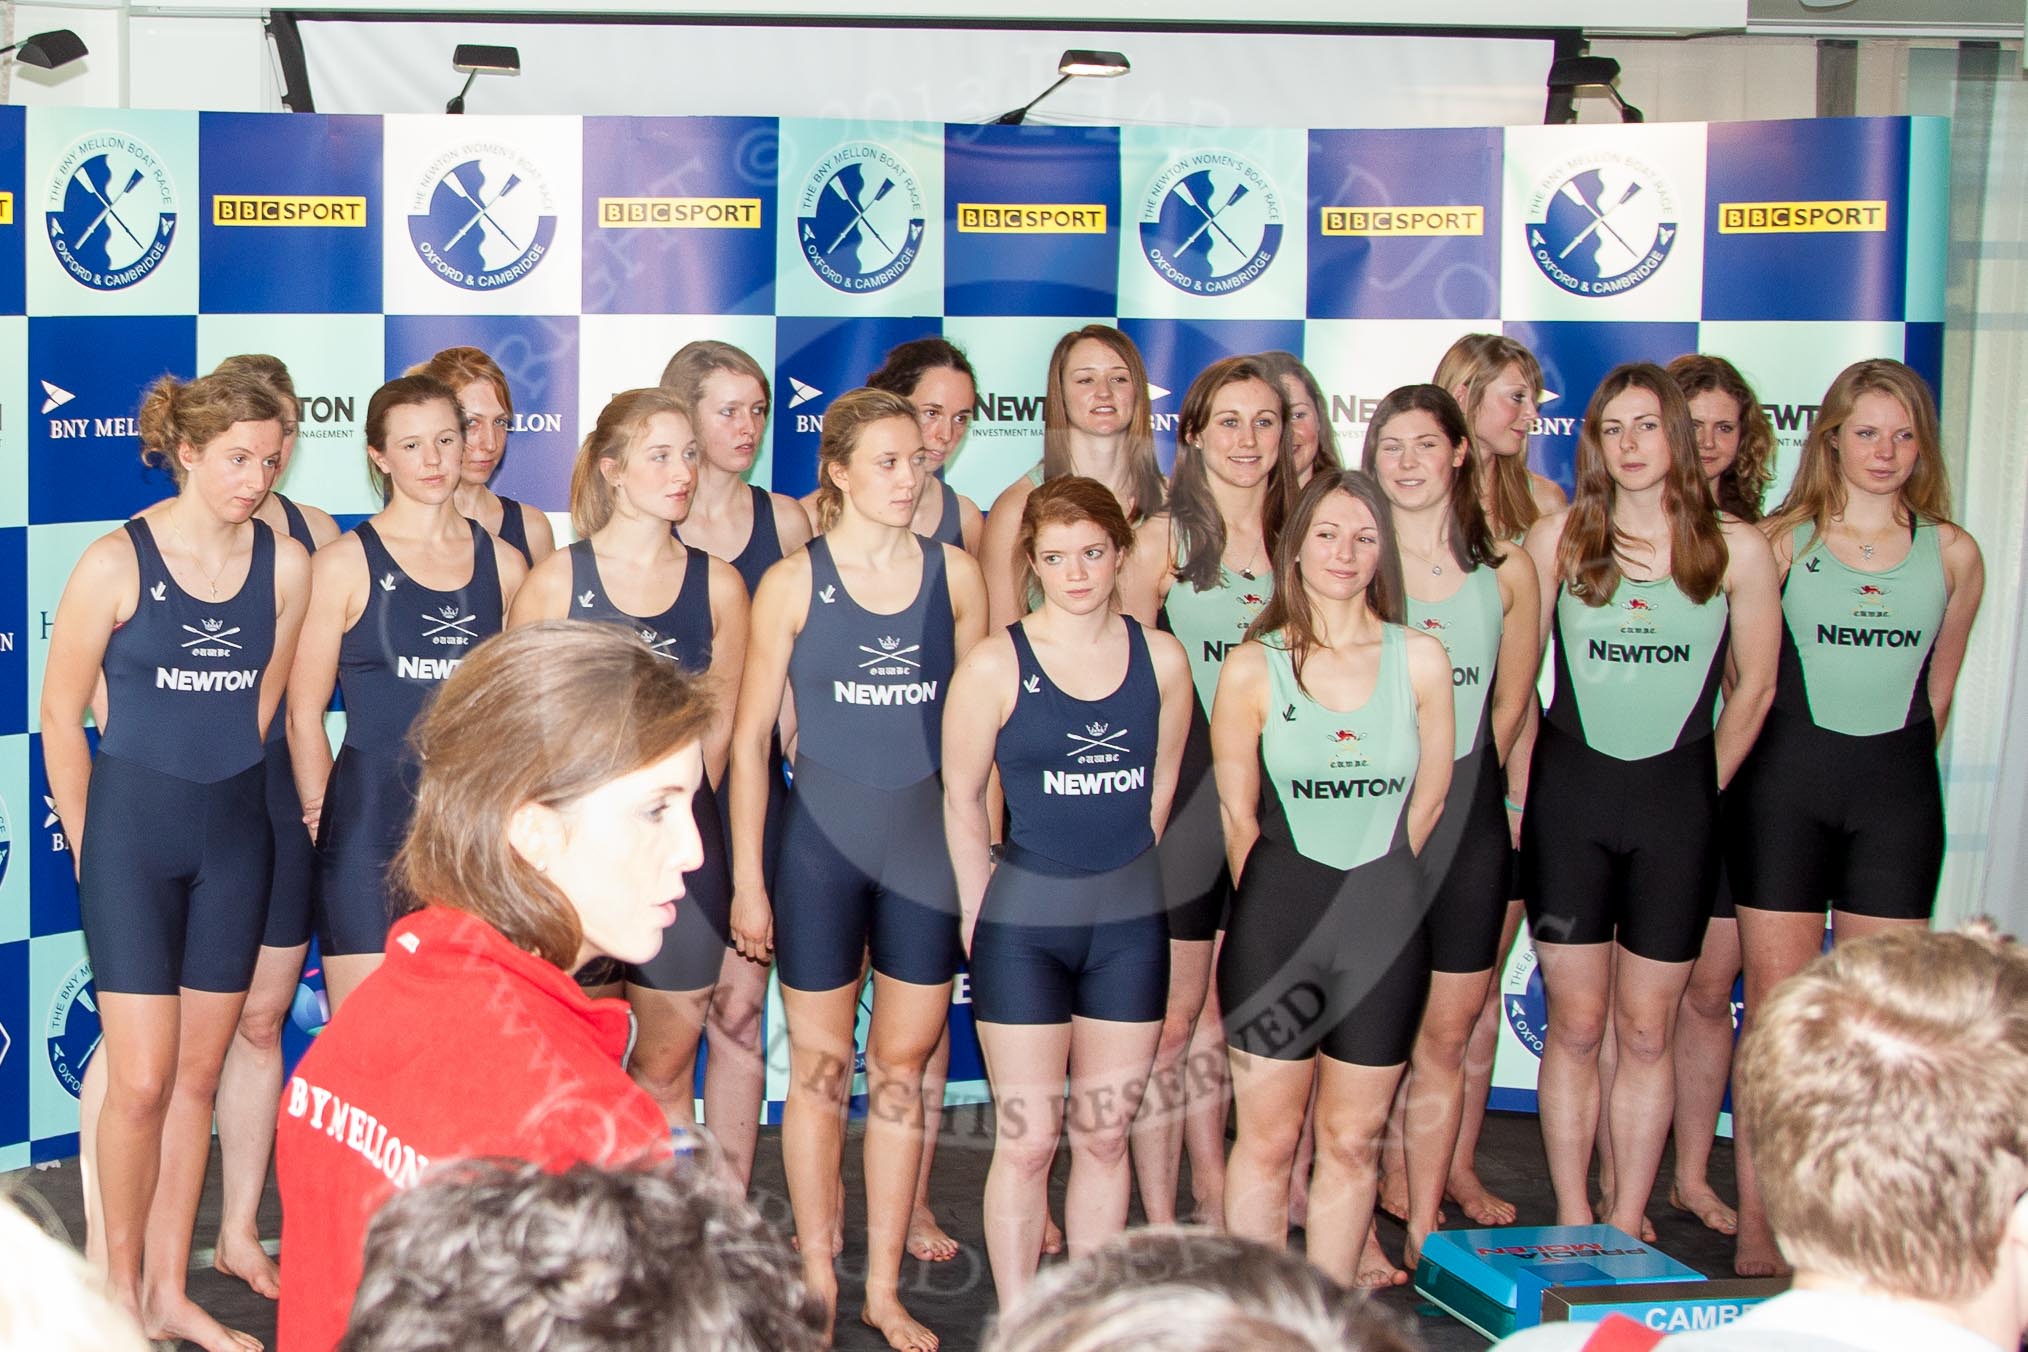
[276,621,711,1352]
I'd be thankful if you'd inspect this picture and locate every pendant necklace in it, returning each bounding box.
[166,511,232,600]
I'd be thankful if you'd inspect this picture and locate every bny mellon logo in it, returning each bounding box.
[41,380,76,415]
[789,378,824,409]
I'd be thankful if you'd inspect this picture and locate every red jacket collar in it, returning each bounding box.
[386,907,633,1058]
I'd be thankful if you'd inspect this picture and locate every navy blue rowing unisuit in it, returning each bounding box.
[263,492,320,950]
[774,536,960,991]
[492,493,533,567]
[83,517,280,994]
[677,481,788,888]
[316,518,503,956]
[971,618,1168,1026]
[566,539,732,992]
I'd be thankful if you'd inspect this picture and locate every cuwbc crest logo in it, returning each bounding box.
[46,132,178,291]
[407,147,559,291]
[1138,150,1284,296]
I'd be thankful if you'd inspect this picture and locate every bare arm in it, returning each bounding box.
[518,501,557,567]
[38,534,137,876]
[504,546,572,628]
[941,635,1015,954]
[1210,641,1270,884]
[1928,524,1985,738]
[1507,511,1568,822]
[946,545,990,658]
[979,477,1036,631]
[1404,630,1457,855]
[727,552,809,960]
[1489,545,1541,765]
[1118,513,1173,628]
[1147,628,1193,840]
[957,492,986,556]
[287,537,364,836]
[1713,520,1781,788]
[771,490,815,557]
[297,501,344,548]
[261,536,313,741]
[493,536,530,614]
[702,558,750,789]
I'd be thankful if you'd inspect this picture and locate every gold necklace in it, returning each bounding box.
[165,510,232,600]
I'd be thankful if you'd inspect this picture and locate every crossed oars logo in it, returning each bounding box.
[441,164,523,254]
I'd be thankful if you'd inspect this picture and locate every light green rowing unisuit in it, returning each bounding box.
[1406,564,1503,759]
[1779,521,1946,736]
[1258,625,1420,871]
[1162,561,1274,715]
[1547,575,1729,761]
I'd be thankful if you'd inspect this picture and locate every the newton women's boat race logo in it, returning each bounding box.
[406,145,559,291]
[1138,150,1284,296]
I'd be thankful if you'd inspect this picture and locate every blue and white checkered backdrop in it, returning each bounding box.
[0,107,1946,1163]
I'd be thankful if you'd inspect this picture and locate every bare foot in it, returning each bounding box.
[213,1231,281,1300]
[145,1290,263,1352]
[1446,1169,1517,1226]
[1356,1227,1409,1289]
[1670,1182,1738,1236]
[789,1225,846,1257]
[907,1204,960,1263]
[1041,1211,1065,1256]
[1377,1168,1412,1222]
[863,1293,939,1351]
[1734,1234,1792,1278]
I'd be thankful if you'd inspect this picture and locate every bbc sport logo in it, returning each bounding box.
[1138,150,1284,296]
[1524,151,1678,298]
[44,132,178,291]
[795,142,925,294]
[406,145,559,292]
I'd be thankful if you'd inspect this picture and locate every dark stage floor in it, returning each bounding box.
[6,1109,1743,1350]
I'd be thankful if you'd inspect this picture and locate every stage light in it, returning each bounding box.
[1545,54,1646,124]
[1,29,88,71]
[446,43,520,115]
[993,49,1130,126]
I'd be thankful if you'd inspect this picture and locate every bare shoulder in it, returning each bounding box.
[1529,473,1568,511]
[769,490,814,551]
[987,474,1036,519]
[297,500,343,547]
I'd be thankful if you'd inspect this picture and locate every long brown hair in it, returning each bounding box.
[569,387,693,538]
[1247,470,1404,695]
[1359,384,1497,572]
[1763,358,1954,550]
[1253,350,1341,475]
[1017,475,1134,608]
[812,387,920,533]
[409,346,513,418]
[1041,325,1164,525]
[396,622,716,970]
[1556,363,1728,606]
[137,371,286,486]
[1434,333,1545,540]
[1168,356,1298,592]
[1667,353,1774,522]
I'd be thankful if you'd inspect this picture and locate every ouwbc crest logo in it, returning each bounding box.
[797,143,925,294]
[406,144,559,291]
[1138,151,1284,296]
[1525,151,1678,297]
[46,132,178,291]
